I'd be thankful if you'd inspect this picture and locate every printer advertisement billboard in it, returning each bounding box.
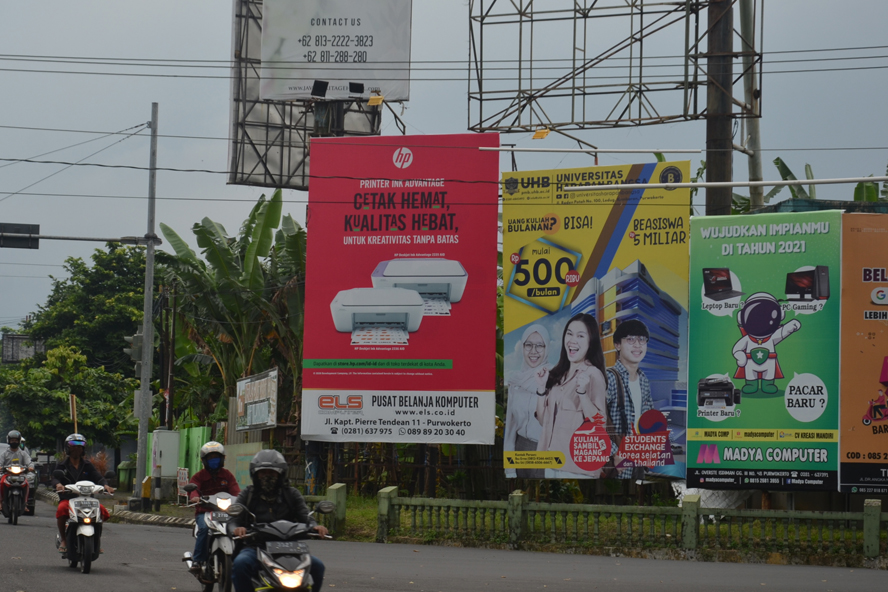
[501,161,690,479]
[301,133,499,443]
[687,210,841,491]
[840,214,888,494]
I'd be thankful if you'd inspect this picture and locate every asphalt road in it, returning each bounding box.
[0,499,884,592]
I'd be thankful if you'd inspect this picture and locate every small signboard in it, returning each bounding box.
[236,368,279,432]
[177,467,190,502]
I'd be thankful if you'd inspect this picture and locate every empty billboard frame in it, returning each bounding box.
[228,0,383,191]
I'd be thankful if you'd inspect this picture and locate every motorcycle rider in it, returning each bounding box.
[231,450,329,592]
[51,433,114,554]
[187,441,241,574]
[0,430,35,513]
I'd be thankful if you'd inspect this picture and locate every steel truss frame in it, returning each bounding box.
[468,0,763,134]
[228,0,382,191]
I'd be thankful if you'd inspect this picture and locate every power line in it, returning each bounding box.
[2,43,888,65]
[4,124,888,157]
[0,124,148,204]
[0,262,65,267]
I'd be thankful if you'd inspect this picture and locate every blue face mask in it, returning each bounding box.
[206,457,223,471]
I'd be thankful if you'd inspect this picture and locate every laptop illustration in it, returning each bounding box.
[702,268,745,301]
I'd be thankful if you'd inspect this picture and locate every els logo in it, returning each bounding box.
[393,147,413,169]
[318,395,363,410]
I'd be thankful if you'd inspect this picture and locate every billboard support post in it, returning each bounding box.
[135,103,159,494]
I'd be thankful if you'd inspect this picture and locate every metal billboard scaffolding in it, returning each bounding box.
[468,0,763,133]
[228,0,383,191]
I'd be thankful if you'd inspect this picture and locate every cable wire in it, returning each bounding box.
[0,123,149,204]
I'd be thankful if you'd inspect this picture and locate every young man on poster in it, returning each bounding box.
[606,320,654,479]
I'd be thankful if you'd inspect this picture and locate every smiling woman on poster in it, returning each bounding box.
[535,313,608,478]
[504,324,550,479]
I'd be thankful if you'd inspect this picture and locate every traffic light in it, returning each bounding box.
[124,332,143,362]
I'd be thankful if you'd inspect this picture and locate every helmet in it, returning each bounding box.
[199,441,225,460]
[7,430,21,447]
[65,433,87,453]
[248,449,287,485]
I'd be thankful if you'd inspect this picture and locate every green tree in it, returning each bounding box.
[24,244,150,372]
[0,346,137,450]
[159,189,306,423]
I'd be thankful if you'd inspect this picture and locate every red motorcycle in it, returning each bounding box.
[862,398,888,426]
[0,463,30,525]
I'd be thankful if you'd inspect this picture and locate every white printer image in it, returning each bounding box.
[330,288,424,345]
[371,258,468,305]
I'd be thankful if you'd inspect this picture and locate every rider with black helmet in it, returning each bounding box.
[51,434,114,554]
[0,430,35,512]
[231,449,329,592]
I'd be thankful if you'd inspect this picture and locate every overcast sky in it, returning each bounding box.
[2,0,887,329]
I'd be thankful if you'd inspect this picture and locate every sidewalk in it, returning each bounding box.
[35,485,195,529]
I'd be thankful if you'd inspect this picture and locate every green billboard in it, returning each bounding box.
[687,211,841,490]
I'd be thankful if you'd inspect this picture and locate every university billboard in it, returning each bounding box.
[687,210,841,490]
[301,133,500,443]
[840,214,888,493]
[501,162,690,479]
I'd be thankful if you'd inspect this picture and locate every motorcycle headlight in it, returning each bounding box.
[8,466,22,474]
[273,568,305,589]
[217,497,231,511]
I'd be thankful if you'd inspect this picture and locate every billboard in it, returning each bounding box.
[236,368,279,432]
[840,214,888,493]
[687,211,841,491]
[261,0,412,102]
[501,162,690,479]
[301,133,500,443]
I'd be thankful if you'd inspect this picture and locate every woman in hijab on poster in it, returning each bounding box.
[504,324,550,479]
[534,312,608,478]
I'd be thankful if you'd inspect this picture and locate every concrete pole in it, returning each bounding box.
[740,0,764,209]
[705,0,734,216]
[135,103,159,490]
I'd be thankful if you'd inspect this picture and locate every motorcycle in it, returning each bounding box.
[1,463,30,525]
[862,398,888,426]
[182,483,237,592]
[227,500,335,591]
[52,469,114,574]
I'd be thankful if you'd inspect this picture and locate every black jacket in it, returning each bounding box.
[234,485,315,529]
[50,458,107,488]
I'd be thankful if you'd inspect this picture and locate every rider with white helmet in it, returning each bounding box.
[187,441,240,573]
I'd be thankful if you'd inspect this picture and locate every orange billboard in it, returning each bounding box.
[840,213,888,493]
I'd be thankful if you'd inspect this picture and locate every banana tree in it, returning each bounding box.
[158,190,284,407]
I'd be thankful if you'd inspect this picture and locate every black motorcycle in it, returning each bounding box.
[227,500,334,591]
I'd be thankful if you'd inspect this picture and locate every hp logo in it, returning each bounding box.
[393,147,413,169]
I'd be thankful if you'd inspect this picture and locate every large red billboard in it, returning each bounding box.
[301,133,500,443]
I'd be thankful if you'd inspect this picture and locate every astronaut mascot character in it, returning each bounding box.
[732,292,801,395]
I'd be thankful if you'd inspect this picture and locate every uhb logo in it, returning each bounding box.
[393,147,413,169]
[697,444,721,464]
[318,395,363,410]
[872,287,888,305]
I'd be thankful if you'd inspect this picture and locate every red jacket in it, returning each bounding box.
[188,468,240,514]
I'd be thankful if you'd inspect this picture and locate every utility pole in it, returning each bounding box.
[705,0,734,216]
[135,103,159,491]
[739,0,764,209]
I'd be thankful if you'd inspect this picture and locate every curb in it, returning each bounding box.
[35,487,59,505]
[36,487,194,529]
[111,510,195,529]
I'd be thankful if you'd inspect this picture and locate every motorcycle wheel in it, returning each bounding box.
[863,417,872,426]
[215,551,232,592]
[11,497,20,525]
[81,536,94,574]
